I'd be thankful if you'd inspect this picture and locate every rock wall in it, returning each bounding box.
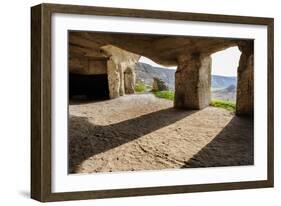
[101,45,140,98]
[236,42,254,115]
[69,56,108,75]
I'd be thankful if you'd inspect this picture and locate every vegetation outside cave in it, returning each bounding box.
[136,49,239,112]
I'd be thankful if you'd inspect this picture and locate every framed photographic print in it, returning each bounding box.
[31,3,274,202]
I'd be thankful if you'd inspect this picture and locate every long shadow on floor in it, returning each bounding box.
[68,108,196,173]
[181,116,254,168]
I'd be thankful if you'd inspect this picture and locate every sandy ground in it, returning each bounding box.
[69,93,253,174]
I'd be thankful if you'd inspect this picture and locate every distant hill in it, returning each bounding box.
[212,84,237,101]
[135,62,237,101]
[211,75,237,91]
[135,62,176,90]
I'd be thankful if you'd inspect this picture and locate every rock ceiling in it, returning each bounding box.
[69,31,252,66]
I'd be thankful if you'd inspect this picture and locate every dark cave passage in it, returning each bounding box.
[69,73,110,100]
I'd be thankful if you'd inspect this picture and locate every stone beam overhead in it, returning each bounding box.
[69,32,249,67]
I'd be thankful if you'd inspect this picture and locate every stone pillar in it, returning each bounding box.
[124,66,136,94]
[174,53,211,109]
[102,45,139,99]
[107,59,121,99]
[119,64,125,96]
[236,42,254,115]
[107,60,136,98]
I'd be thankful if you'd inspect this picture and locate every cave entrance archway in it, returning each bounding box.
[174,42,253,116]
[136,56,176,93]
[210,46,241,104]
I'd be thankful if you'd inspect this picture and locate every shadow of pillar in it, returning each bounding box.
[68,108,196,173]
[181,116,254,168]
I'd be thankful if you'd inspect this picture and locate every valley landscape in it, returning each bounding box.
[135,62,237,102]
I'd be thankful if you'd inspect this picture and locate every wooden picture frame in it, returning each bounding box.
[31,3,274,202]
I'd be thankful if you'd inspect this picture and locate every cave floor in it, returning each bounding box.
[68,93,253,174]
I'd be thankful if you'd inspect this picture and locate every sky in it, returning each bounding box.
[211,46,241,77]
[139,46,241,77]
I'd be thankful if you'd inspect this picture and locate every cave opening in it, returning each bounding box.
[136,56,176,97]
[69,73,110,100]
[68,57,110,101]
[210,46,241,110]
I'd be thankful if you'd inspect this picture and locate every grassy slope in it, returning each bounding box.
[151,90,236,112]
[134,82,152,93]
[210,99,236,112]
[153,91,175,100]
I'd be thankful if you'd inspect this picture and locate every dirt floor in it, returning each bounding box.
[68,93,253,174]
